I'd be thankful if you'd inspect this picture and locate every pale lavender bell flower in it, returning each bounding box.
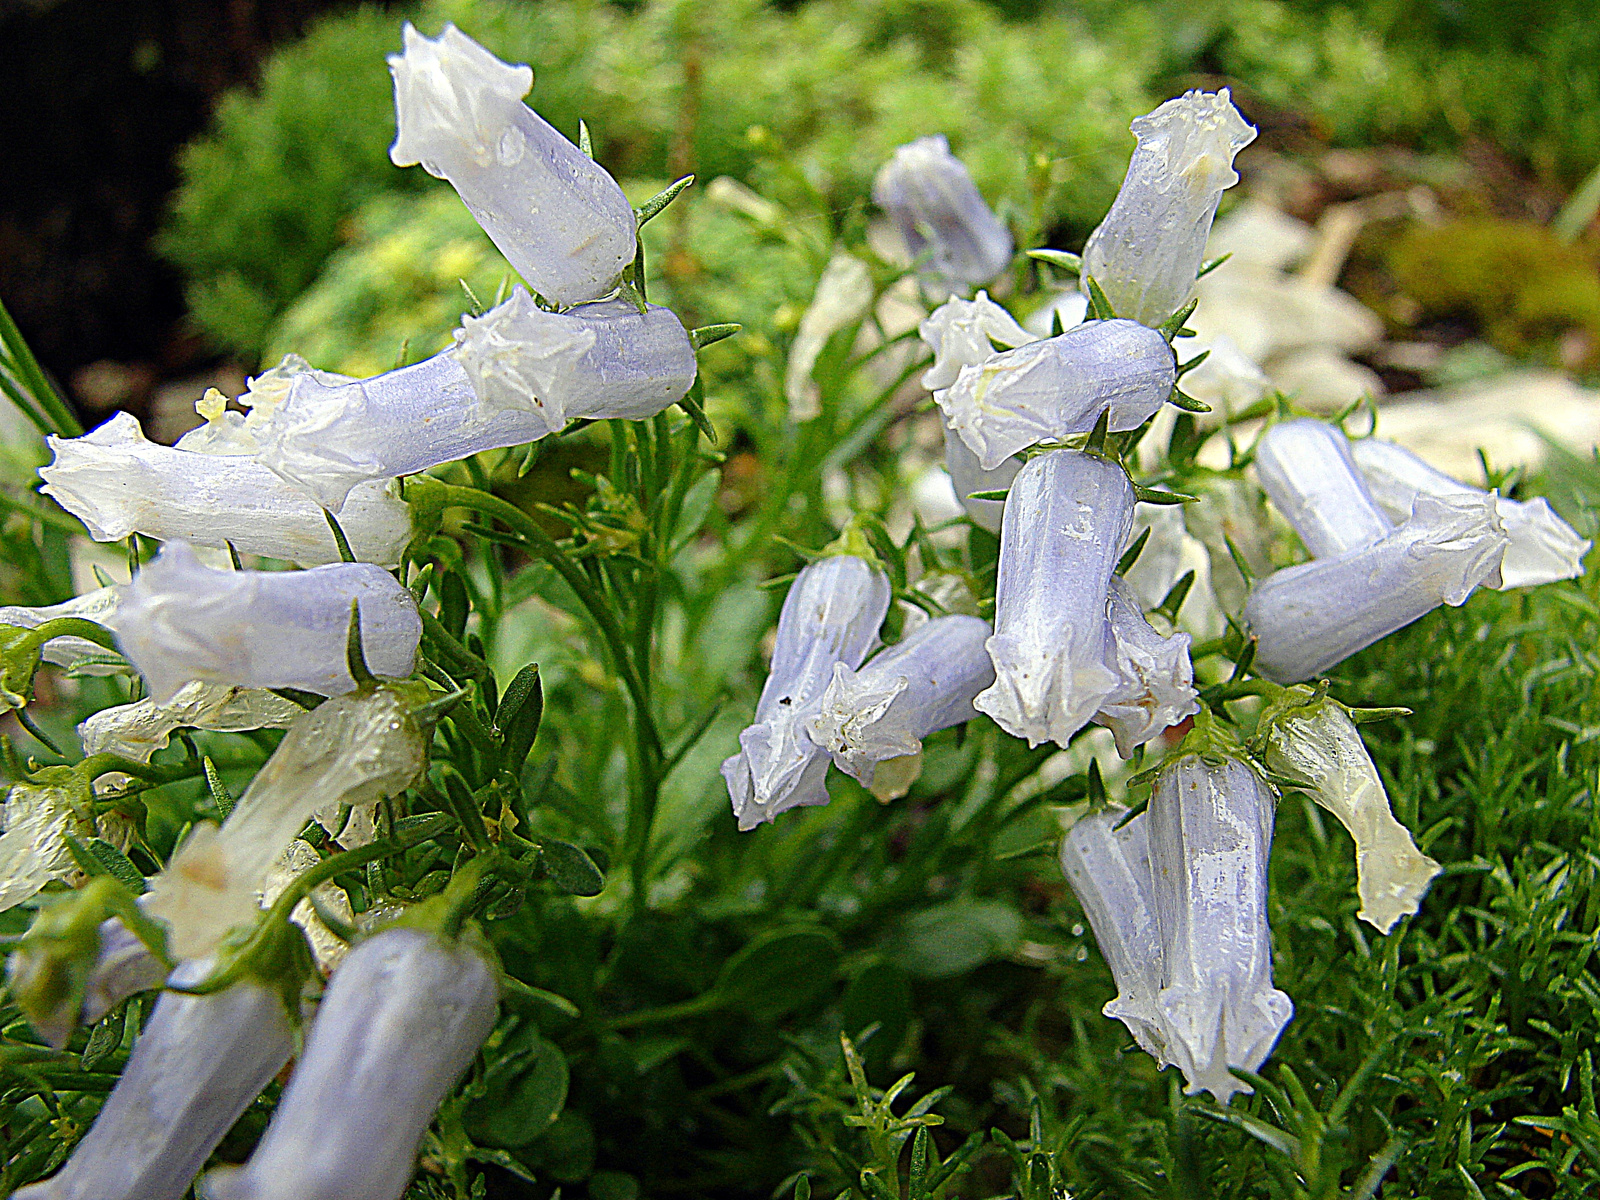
[1253,419,1393,558]
[388,23,636,305]
[114,542,421,703]
[1245,493,1508,683]
[976,450,1133,748]
[1350,436,1590,590]
[873,135,1013,295]
[1147,752,1293,1103]
[252,292,695,512]
[936,319,1176,470]
[201,926,498,1200]
[1094,578,1200,758]
[1082,90,1257,327]
[722,553,891,830]
[804,614,994,788]
[15,959,294,1200]
[1059,805,1169,1063]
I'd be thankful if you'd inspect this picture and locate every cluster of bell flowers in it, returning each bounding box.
[37,20,698,563]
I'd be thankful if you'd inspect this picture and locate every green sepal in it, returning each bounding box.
[635,174,695,227]
[1025,248,1081,273]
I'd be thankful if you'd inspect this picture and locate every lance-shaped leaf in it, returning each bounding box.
[872,135,1013,295]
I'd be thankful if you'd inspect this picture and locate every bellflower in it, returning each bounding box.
[387,23,636,305]
[0,587,122,674]
[1246,493,1508,683]
[78,915,169,1029]
[1059,805,1169,1063]
[250,292,696,512]
[0,780,88,912]
[113,542,421,703]
[722,553,891,830]
[79,682,305,770]
[1082,90,1258,327]
[15,960,294,1200]
[1255,419,1394,558]
[942,430,1019,533]
[786,254,874,422]
[202,926,498,1200]
[872,135,1013,294]
[977,450,1133,748]
[1148,751,1293,1102]
[1350,436,1590,590]
[1261,693,1440,932]
[1094,578,1200,758]
[38,413,412,567]
[936,319,1176,470]
[145,685,427,959]
[805,614,993,788]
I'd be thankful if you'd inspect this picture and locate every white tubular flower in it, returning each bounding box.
[113,543,421,704]
[872,135,1013,294]
[0,781,87,912]
[1254,419,1393,558]
[15,962,294,1200]
[1261,695,1440,933]
[805,614,993,787]
[79,682,304,768]
[387,23,636,305]
[1059,805,1168,1063]
[1179,334,1268,418]
[918,291,1036,392]
[1148,752,1293,1103]
[1350,436,1590,590]
[977,450,1132,748]
[202,927,498,1200]
[1082,90,1258,327]
[937,319,1176,471]
[786,254,874,422]
[1245,494,1509,684]
[722,554,891,830]
[1121,502,1187,610]
[38,413,411,567]
[942,427,1019,534]
[145,686,426,960]
[1094,578,1200,758]
[0,588,122,674]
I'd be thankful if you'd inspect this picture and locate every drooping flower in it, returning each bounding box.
[1245,493,1508,683]
[14,959,294,1200]
[786,254,875,422]
[387,23,636,305]
[113,542,421,704]
[1350,436,1590,590]
[1147,750,1293,1103]
[201,926,498,1200]
[38,413,412,566]
[805,614,993,789]
[1082,90,1258,327]
[976,450,1133,748]
[722,552,891,830]
[1094,578,1200,758]
[247,292,695,512]
[936,319,1176,470]
[144,684,427,960]
[1260,691,1440,932]
[872,135,1014,295]
[1254,419,1394,558]
[1059,805,1169,1063]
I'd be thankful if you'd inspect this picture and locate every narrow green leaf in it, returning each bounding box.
[635,174,695,226]
[1168,388,1212,413]
[539,839,605,897]
[690,323,741,351]
[203,756,235,822]
[496,663,544,770]
[1026,247,1082,272]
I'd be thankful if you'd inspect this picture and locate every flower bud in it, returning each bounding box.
[805,614,993,788]
[936,319,1176,471]
[145,685,426,960]
[1261,695,1439,932]
[872,135,1013,294]
[1245,493,1508,683]
[722,554,891,830]
[1094,578,1200,758]
[114,542,421,704]
[387,23,636,305]
[38,413,412,566]
[1254,419,1393,558]
[976,450,1132,748]
[1147,752,1292,1102]
[201,927,498,1200]
[1082,90,1257,327]
[0,589,121,674]
[1350,436,1590,590]
[15,960,294,1200]
[787,254,874,421]
[1059,806,1169,1062]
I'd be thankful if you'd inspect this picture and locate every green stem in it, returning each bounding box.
[604,989,724,1031]
[0,297,81,436]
